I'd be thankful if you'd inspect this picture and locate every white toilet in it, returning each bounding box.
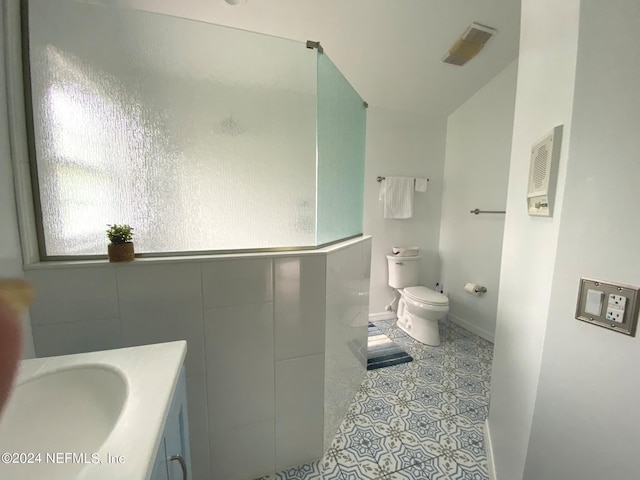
[387,254,449,346]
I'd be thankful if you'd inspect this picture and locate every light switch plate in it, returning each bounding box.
[575,278,640,336]
[584,289,603,316]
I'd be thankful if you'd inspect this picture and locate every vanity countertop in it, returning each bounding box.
[0,341,187,480]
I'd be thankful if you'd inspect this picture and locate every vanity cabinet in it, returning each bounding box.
[150,368,192,480]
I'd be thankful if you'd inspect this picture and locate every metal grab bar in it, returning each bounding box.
[470,208,506,215]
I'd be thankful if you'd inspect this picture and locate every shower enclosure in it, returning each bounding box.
[18,1,370,478]
[26,0,366,258]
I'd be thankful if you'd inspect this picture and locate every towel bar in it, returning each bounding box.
[377,176,429,182]
[470,208,506,215]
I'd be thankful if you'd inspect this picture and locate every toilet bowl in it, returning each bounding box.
[386,254,449,346]
[396,286,449,346]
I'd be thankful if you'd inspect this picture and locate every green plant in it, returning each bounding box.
[106,224,134,244]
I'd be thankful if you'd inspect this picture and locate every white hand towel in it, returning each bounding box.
[414,177,428,192]
[380,176,414,219]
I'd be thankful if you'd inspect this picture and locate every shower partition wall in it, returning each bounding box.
[26,0,366,258]
[316,54,367,246]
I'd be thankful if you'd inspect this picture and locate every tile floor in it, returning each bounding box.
[259,318,494,480]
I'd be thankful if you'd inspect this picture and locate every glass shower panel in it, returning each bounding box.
[316,53,367,246]
[29,0,317,255]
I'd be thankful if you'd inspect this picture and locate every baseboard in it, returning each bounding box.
[447,313,495,343]
[369,311,396,322]
[484,419,496,480]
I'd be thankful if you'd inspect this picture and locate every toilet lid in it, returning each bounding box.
[404,286,449,306]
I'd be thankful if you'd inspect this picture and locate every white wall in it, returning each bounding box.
[364,107,446,316]
[0,6,35,359]
[523,2,640,479]
[488,1,580,478]
[439,61,517,341]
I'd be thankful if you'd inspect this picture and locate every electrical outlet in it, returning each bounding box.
[576,278,640,336]
[608,294,627,307]
[606,306,624,323]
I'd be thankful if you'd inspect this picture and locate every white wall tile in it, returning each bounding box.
[26,266,118,326]
[346,242,364,286]
[324,282,367,451]
[362,237,372,282]
[32,318,121,358]
[274,256,326,360]
[117,263,205,377]
[210,419,275,480]
[275,354,324,471]
[185,375,211,480]
[202,258,273,308]
[325,287,348,349]
[325,248,347,294]
[205,302,274,430]
[359,239,372,325]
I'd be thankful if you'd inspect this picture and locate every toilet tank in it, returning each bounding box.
[387,255,421,288]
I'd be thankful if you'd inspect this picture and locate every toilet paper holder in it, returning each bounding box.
[464,283,487,295]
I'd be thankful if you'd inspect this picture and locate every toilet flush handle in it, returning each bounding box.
[395,262,404,265]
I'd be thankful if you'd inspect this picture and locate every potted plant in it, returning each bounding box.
[106,224,135,262]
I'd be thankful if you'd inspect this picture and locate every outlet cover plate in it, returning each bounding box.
[575,277,640,336]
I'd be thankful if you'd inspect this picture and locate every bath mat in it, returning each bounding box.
[367,322,413,370]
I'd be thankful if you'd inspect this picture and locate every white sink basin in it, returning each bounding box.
[0,341,186,480]
[0,365,127,450]
[0,366,127,479]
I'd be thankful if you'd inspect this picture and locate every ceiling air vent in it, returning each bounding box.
[442,22,497,66]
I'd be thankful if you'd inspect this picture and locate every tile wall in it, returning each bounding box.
[24,236,371,480]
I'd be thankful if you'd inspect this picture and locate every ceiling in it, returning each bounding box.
[116,0,521,118]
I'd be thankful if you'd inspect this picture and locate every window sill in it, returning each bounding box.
[23,235,371,270]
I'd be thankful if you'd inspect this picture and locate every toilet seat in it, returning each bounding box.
[403,286,448,306]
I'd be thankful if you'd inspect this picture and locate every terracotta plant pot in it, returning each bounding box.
[108,242,135,262]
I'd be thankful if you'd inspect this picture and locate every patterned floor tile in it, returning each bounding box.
[395,426,443,452]
[384,463,431,479]
[369,435,419,475]
[354,378,378,400]
[272,462,325,480]
[334,411,388,450]
[447,396,489,423]
[367,374,407,397]
[455,341,489,358]
[349,391,398,416]
[409,345,448,363]
[341,422,386,455]
[433,452,489,480]
[398,409,450,438]
[269,318,493,480]
[402,382,456,406]
[317,452,345,479]
[413,364,450,384]
[449,375,491,399]
[424,436,473,465]
[439,415,484,449]
[405,399,456,420]
[334,447,386,479]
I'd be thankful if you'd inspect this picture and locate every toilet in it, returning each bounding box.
[387,254,449,346]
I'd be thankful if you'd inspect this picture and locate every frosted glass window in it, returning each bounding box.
[316,54,367,245]
[28,0,317,256]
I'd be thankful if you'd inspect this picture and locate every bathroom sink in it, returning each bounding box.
[0,341,186,480]
[0,366,127,478]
